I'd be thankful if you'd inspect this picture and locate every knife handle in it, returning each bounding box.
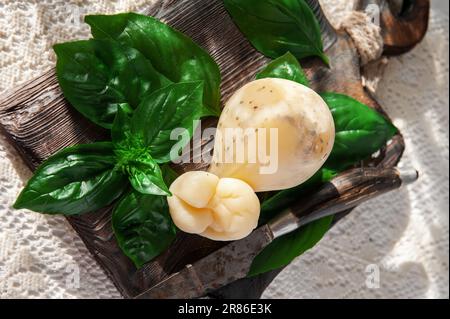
[268,167,418,239]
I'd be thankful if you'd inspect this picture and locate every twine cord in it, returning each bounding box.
[340,10,384,65]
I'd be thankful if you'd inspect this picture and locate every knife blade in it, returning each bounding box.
[135,167,418,299]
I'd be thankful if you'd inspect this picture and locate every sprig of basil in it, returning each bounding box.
[223,0,328,64]
[256,52,309,86]
[54,39,169,129]
[248,60,398,276]
[85,13,222,116]
[14,142,126,215]
[18,12,219,268]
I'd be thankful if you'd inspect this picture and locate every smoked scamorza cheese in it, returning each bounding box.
[167,171,260,241]
[209,78,335,192]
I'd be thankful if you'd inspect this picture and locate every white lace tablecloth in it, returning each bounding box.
[0,0,448,299]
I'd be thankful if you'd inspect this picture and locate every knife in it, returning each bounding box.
[135,167,418,299]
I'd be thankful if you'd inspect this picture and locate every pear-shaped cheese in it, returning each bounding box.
[209,78,335,192]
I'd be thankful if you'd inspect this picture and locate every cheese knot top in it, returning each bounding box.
[167,171,260,241]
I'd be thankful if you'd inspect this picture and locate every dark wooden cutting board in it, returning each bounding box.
[0,0,421,298]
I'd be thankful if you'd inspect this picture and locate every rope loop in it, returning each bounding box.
[340,11,384,65]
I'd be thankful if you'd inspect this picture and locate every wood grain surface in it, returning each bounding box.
[0,0,410,298]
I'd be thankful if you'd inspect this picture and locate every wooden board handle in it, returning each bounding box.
[357,0,430,55]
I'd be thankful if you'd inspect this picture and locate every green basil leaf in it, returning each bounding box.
[126,153,170,196]
[321,92,398,170]
[223,0,328,64]
[54,39,169,128]
[85,13,221,116]
[256,52,309,86]
[112,189,176,268]
[248,215,332,277]
[14,142,126,215]
[131,81,204,163]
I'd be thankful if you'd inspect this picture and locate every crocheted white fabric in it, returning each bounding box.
[0,0,448,298]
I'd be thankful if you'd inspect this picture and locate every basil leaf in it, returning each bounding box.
[54,39,169,128]
[14,142,126,215]
[126,153,171,196]
[321,92,398,170]
[223,0,328,64]
[248,215,333,277]
[85,13,221,116]
[112,189,176,268]
[256,52,309,86]
[131,81,204,163]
